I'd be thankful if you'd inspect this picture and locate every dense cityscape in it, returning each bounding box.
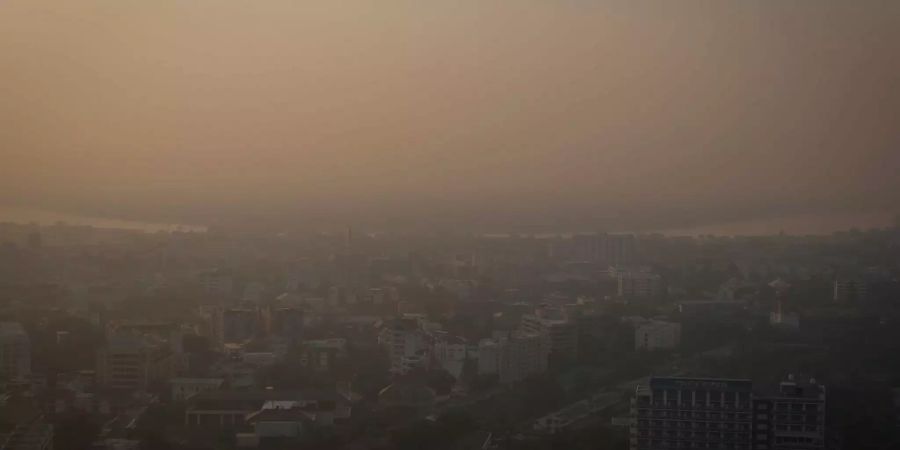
[3,1,900,449]
[0,221,899,449]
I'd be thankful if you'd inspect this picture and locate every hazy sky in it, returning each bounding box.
[1,1,898,232]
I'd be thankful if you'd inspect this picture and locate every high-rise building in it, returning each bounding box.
[498,332,548,383]
[477,332,549,384]
[568,233,637,265]
[382,318,430,374]
[0,322,30,381]
[769,279,800,329]
[753,376,826,450]
[570,233,637,265]
[618,271,663,299]
[521,306,578,361]
[96,334,175,392]
[605,233,637,266]
[572,233,603,262]
[266,307,304,342]
[198,269,234,297]
[630,376,826,450]
[631,377,754,450]
[432,333,468,379]
[27,228,42,251]
[477,338,501,376]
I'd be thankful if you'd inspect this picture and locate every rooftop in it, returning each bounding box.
[187,389,342,411]
[245,405,315,424]
[649,377,753,392]
[760,376,825,399]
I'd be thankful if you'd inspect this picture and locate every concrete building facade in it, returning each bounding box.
[478,332,549,384]
[631,377,753,450]
[634,320,681,351]
[631,376,825,450]
[619,271,663,299]
[520,306,577,361]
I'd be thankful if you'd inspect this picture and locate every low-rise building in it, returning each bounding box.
[184,390,350,429]
[634,319,681,351]
[170,377,224,401]
[534,392,621,434]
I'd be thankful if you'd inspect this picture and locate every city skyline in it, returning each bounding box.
[2,2,900,449]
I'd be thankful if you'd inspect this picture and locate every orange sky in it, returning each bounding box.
[1,1,898,231]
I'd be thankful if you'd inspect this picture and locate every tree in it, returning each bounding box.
[518,375,566,417]
[53,413,100,450]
